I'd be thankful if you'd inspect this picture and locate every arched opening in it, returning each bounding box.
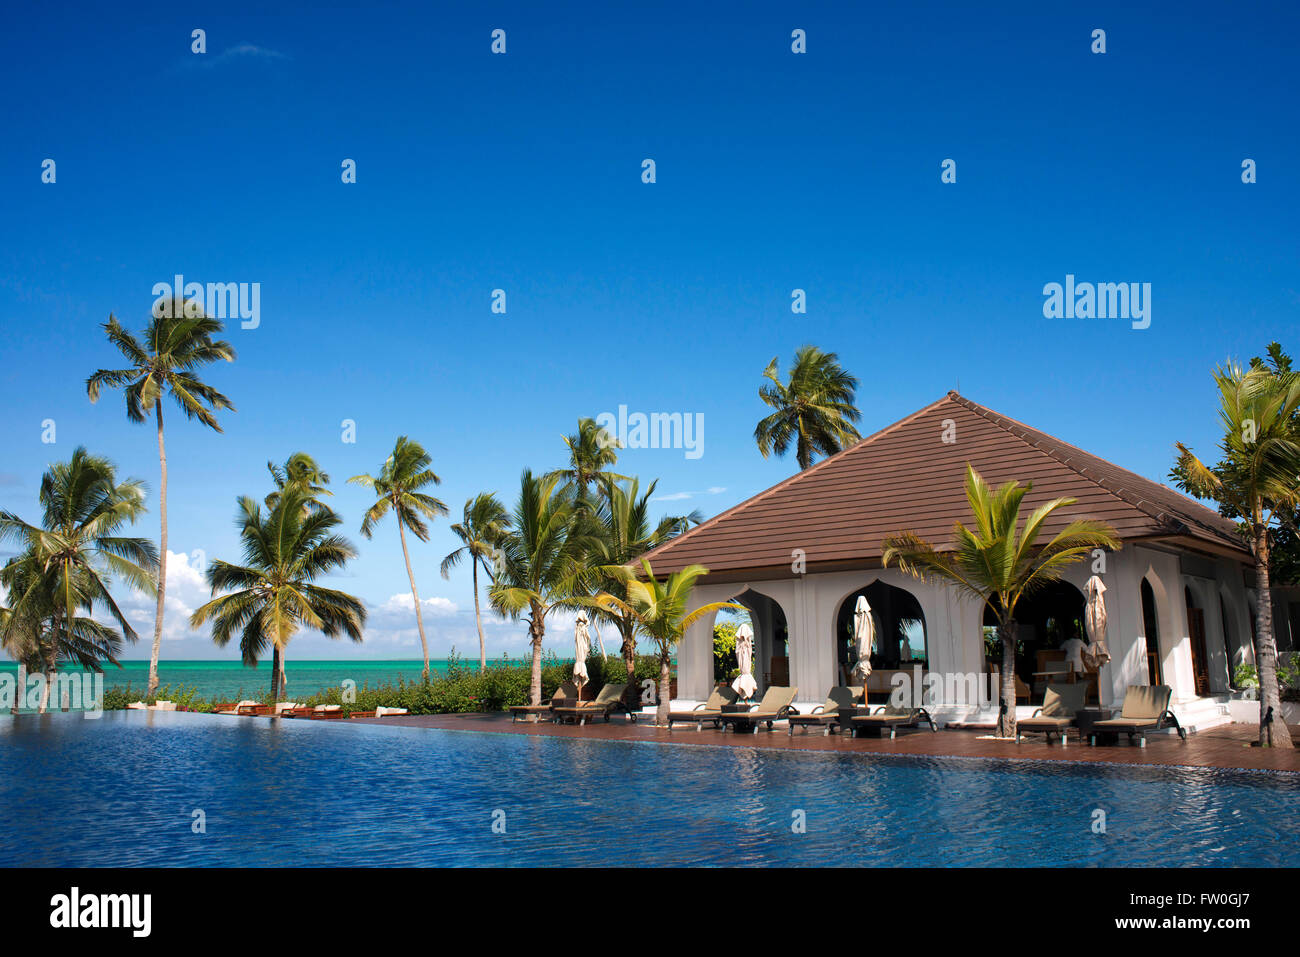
[982,580,1088,701]
[1184,586,1210,696]
[834,581,927,685]
[730,589,789,691]
[1141,578,1162,685]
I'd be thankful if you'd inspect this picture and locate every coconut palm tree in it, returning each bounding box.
[489,471,591,708]
[266,452,333,515]
[0,448,157,712]
[754,345,862,469]
[881,464,1120,739]
[549,417,627,501]
[349,437,447,681]
[578,476,698,709]
[86,299,236,696]
[1173,356,1300,748]
[189,486,365,700]
[440,493,511,671]
[593,560,740,726]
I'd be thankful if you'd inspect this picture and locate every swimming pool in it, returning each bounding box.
[2,712,1297,867]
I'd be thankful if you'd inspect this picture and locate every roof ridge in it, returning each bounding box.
[639,393,957,566]
[945,391,1232,540]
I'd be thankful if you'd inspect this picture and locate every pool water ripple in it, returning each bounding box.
[1,712,1296,867]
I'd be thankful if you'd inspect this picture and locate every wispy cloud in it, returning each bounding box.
[652,486,727,503]
[196,43,289,69]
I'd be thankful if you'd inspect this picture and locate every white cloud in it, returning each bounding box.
[378,593,458,616]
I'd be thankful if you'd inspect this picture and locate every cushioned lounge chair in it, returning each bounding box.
[718,686,799,733]
[308,704,347,720]
[787,686,863,735]
[553,683,631,724]
[850,700,936,738]
[1089,685,1185,747]
[510,680,578,723]
[1016,683,1088,745]
[667,685,739,730]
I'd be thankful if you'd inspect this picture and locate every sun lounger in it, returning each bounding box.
[553,683,631,724]
[374,706,409,717]
[348,710,377,718]
[278,706,315,719]
[510,680,579,723]
[718,686,799,733]
[787,686,863,735]
[233,700,272,716]
[1089,685,1185,747]
[666,685,739,730]
[127,701,148,710]
[850,700,936,738]
[1016,683,1088,745]
[308,704,347,720]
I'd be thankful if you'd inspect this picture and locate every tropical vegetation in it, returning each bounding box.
[882,464,1121,739]
[1172,342,1300,748]
[85,299,236,696]
[754,344,862,469]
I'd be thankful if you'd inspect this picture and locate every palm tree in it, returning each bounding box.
[579,476,698,710]
[0,448,157,712]
[86,300,236,696]
[489,471,590,708]
[441,493,511,671]
[881,464,1120,739]
[594,560,740,726]
[549,417,628,501]
[1173,356,1300,748]
[754,345,862,469]
[189,486,365,700]
[266,452,333,514]
[349,437,448,681]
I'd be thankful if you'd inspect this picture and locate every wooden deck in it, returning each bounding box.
[354,712,1300,774]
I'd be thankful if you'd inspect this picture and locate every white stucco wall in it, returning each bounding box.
[679,543,1252,711]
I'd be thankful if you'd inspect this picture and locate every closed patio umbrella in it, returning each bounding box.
[573,612,591,695]
[850,595,875,682]
[732,623,758,700]
[1083,575,1111,668]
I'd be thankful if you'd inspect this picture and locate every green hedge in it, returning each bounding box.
[100,651,673,715]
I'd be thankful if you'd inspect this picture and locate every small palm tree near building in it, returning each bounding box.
[882,465,1120,739]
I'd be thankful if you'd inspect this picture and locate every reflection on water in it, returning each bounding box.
[1,712,1296,867]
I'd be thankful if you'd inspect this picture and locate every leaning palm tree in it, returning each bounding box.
[881,464,1120,739]
[266,452,333,515]
[441,493,511,671]
[349,437,447,681]
[489,471,591,708]
[190,486,365,700]
[755,345,862,469]
[594,560,740,726]
[578,476,698,710]
[86,300,236,696]
[1173,357,1300,748]
[0,448,157,711]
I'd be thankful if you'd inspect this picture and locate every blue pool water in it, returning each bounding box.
[2,712,1297,867]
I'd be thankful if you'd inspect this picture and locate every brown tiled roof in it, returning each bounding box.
[639,391,1248,576]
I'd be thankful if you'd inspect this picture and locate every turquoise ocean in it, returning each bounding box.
[0,659,538,701]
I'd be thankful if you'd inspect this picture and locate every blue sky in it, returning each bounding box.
[1,0,1296,660]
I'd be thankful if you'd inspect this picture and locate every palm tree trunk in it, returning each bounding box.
[1253,513,1293,748]
[146,399,167,698]
[473,561,486,671]
[270,645,281,702]
[528,614,545,711]
[396,519,431,682]
[656,653,672,726]
[620,619,639,712]
[39,606,60,714]
[997,620,1018,739]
